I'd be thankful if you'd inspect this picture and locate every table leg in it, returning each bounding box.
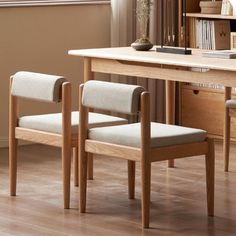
[166,80,176,168]
[84,57,94,179]
[84,57,93,82]
[223,87,232,172]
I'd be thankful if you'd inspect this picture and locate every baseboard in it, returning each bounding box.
[0,137,8,148]
[0,136,32,148]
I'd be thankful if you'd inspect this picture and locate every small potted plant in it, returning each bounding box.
[131,0,153,51]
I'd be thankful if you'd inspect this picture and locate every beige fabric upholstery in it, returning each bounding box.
[226,99,236,109]
[11,71,67,102]
[89,122,207,148]
[82,80,145,114]
[19,111,127,134]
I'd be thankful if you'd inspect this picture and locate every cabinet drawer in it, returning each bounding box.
[180,86,236,139]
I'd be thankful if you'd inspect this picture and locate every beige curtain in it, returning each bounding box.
[110,0,136,86]
[137,0,165,122]
[111,0,135,47]
[111,0,178,123]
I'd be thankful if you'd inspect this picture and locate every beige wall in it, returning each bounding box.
[0,4,111,147]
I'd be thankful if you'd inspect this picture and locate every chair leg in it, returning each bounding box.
[128,160,135,199]
[79,149,88,213]
[9,138,18,196]
[205,138,215,217]
[87,153,93,180]
[73,148,79,187]
[62,145,71,209]
[223,107,231,172]
[73,148,91,186]
[141,160,151,228]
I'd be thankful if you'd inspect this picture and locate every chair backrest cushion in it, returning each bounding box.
[82,81,145,114]
[11,71,67,102]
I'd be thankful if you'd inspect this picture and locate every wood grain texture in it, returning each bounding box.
[78,84,89,213]
[83,57,94,180]
[166,80,176,168]
[69,47,236,73]
[61,82,72,209]
[150,142,208,162]
[90,58,236,88]
[15,127,62,147]
[85,140,141,162]
[87,153,94,180]
[73,148,79,187]
[9,77,18,196]
[205,138,215,216]
[84,57,93,82]
[128,160,135,199]
[0,141,233,235]
[181,86,236,138]
[140,92,151,228]
[15,128,78,148]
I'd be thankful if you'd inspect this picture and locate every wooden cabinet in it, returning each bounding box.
[180,85,236,140]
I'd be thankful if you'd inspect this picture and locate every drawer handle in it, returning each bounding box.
[193,90,199,95]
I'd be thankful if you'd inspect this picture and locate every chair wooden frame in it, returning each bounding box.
[9,77,74,209]
[78,84,215,228]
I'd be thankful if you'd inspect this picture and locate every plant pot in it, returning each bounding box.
[131,41,153,51]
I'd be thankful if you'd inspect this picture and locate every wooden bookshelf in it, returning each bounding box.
[179,1,236,140]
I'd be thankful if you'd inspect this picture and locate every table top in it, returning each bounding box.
[68,46,236,72]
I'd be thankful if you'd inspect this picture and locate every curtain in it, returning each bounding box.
[147,0,178,122]
[111,0,178,123]
[111,0,135,47]
[110,0,136,86]
[137,0,165,122]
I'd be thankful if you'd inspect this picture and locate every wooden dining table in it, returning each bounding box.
[68,46,236,167]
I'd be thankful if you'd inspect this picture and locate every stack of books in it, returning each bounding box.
[200,1,222,14]
[191,19,230,50]
[202,50,236,58]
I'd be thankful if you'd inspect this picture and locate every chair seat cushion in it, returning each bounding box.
[88,122,207,148]
[226,99,236,109]
[19,112,127,134]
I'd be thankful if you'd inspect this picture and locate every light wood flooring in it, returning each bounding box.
[0,141,236,236]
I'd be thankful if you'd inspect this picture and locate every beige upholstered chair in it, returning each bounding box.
[223,88,236,171]
[9,71,127,209]
[79,80,215,228]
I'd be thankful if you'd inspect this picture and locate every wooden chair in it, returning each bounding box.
[79,80,215,228]
[9,71,127,209]
[223,87,236,172]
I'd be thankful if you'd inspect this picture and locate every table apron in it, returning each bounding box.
[91,58,236,87]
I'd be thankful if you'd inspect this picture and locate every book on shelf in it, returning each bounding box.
[200,1,222,14]
[202,50,236,58]
[229,0,236,15]
[231,32,236,49]
[221,0,233,15]
[190,19,230,50]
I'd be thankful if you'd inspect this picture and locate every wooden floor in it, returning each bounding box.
[0,142,236,235]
